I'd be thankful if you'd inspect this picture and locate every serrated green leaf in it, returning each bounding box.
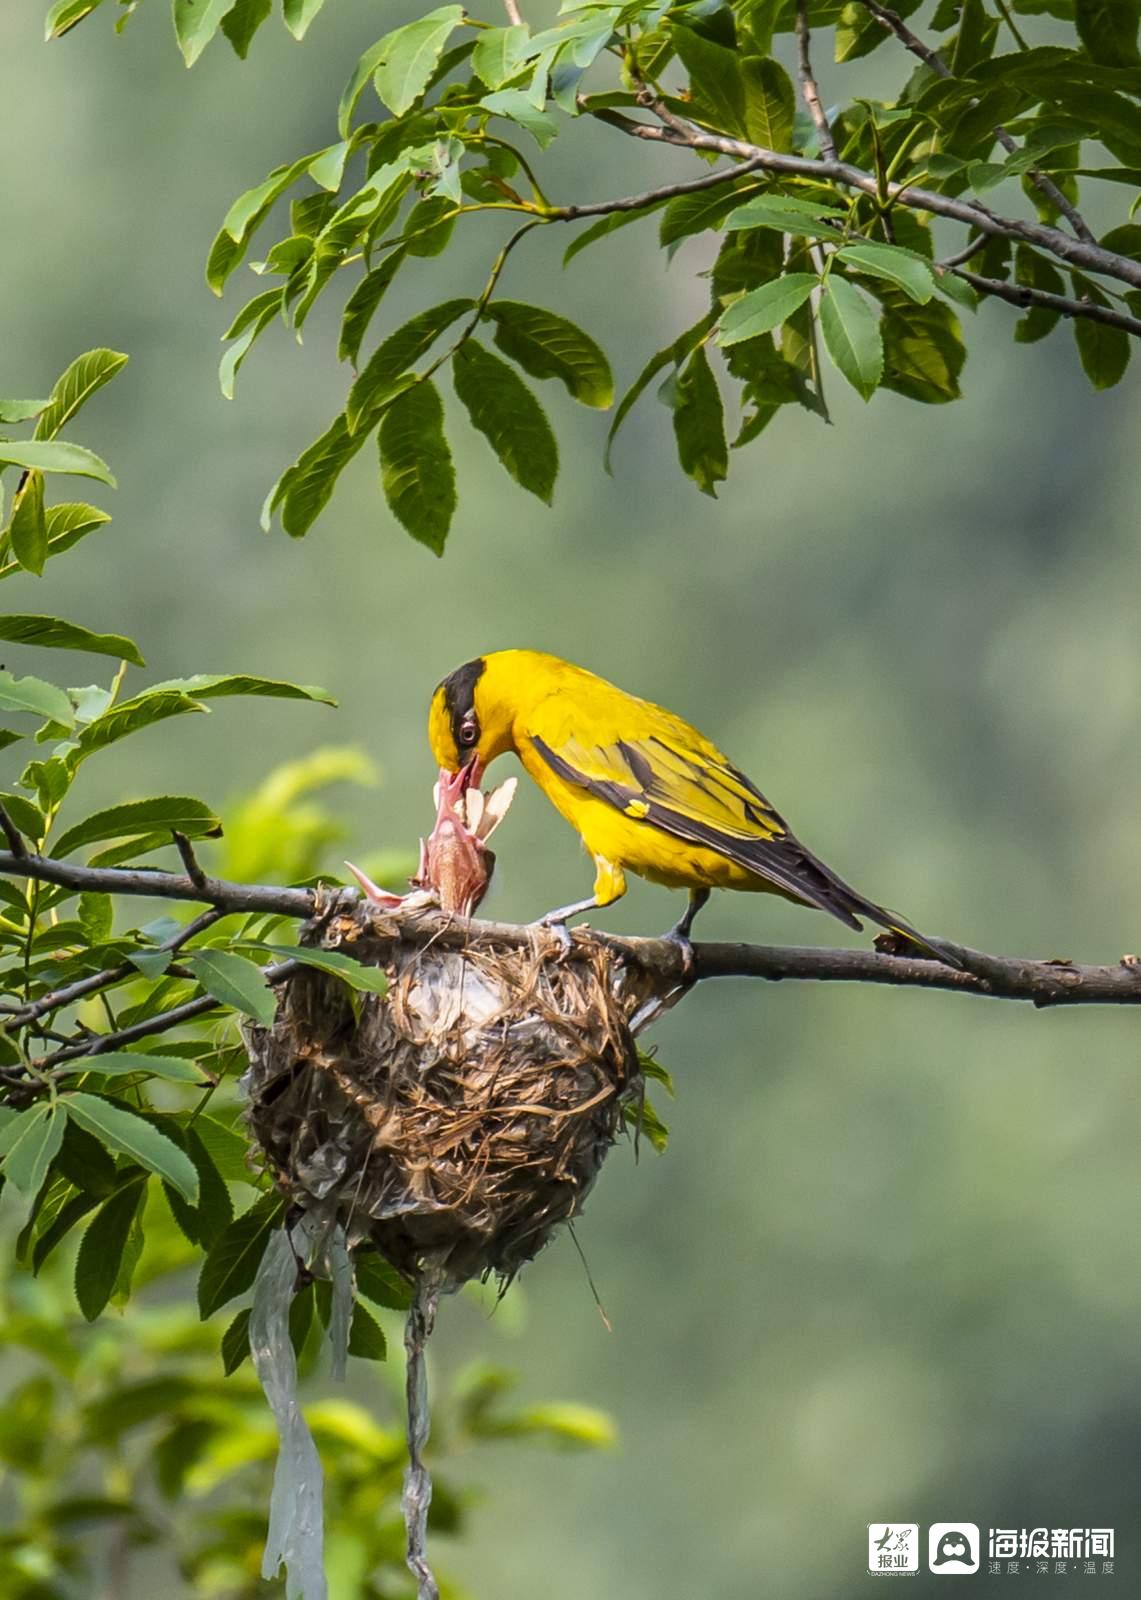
[262,413,368,538]
[0,614,144,665]
[53,796,220,858]
[835,243,935,304]
[221,1307,252,1373]
[0,671,75,727]
[725,193,845,237]
[283,0,327,41]
[70,691,205,763]
[45,0,108,40]
[563,205,663,267]
[660,181,766,255]
[187,949,276,1025]
[717,273,818,347]
[1011,244,1065,341]
[820,276,883,399]
[9,472,47,576]
[378,380,456,554]
[670,26,747,138]
[1070,271,1131,387]
[355,1252,413,1309]
[75,1052,209,1085]
[221,0,271,57]
[33,350,128,442]
[372,6,465,117]
[348,1301,388,1360]
[741,57,795,151]
[339,252,408,364]
[605,311,718,471]
[347,300,473,431]
[452,340,558,505]
[78,891,113,944]
[0,1105,66,1198]
[198,1196,284,1318]
[670,346,727,498]
[0,790,46,842]
[472,24,530,88]
[173,0,235,65]
[485,301,613,407]
[254,942,390,995]
[480,91,560,148]
[0,400,50,422]
[0,440,115,486]
[880,297,965,403]
[144,673,335,707]
[62,1095,199,1202]
[74,1180,145,1321]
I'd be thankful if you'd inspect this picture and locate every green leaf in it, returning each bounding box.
[53,796,220,858]
[74,1180,145,1321]
[71,690,205,762]
[835,242,935,304]
[348,1301,388,1361]
[283,0,327,41]
[0,614,144,666]
[372,6,465,117]
[262,412,373,537]
[880,297,965,403]
[165,1125,234,1247]
[452,340,558,505]
[670,26,747,139]
[347,300,474,432]
[9,472,47,576]
[741,57,795,152]
[0,791,46,842]
[1012,244,1065,342]
[563,206,664,267]
[77,891,113,944]
[255,943,390,996]
[194,1115,255,1184]
[173,0,234,66]
[480,90,560,148]
[0,1105,66,1198]
[717,273,818,347]
[0,671,75,727]
[33,350,129,442]
[472,24,530,88]
[355,1251,413,1309]
[198,1196,285,1318]
[485,301,613,408]
[144,673,335,707]
[379,381,457,555]
[220,0,272,57]
[0,400,50,422]
[725,193,845,237]
[670,347,727,498]
[835,0,922,61]
[1075,0,1139,64]
[54,1118,117,1197]
[62,1095,199,1203]
[45,0,108,40]
[187,949,276,1025]
[605,311,718,471]
[1070,271,1131,387]
[660,181,766,255]
[819,276,883,399]
[75,1052,208,1085]
[221,1307,252,1373]
[0,440,115,486]
[340,252,408,365]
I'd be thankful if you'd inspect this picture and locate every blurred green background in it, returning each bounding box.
[3,2,1141,1595]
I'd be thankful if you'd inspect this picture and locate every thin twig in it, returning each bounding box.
[0,805,27,860]
[938,233,987,271]
[591,112,1141,290]
[548,152,771,221]
[946,266,1141,335]
[41,994,223,1064]
[4,908,223,1028]
[172,831,208,891]
[502,0,523,23]
[0,849,321,916]
[796,0,836,162]
[853,0,1095,244]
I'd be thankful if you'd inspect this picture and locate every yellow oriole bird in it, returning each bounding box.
[428,649,955,964]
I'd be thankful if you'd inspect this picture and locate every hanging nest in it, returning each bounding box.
[242,897,672,1292]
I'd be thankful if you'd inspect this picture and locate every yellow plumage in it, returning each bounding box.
[428,649,950,959]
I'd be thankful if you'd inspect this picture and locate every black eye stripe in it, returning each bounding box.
[438,658,486,754]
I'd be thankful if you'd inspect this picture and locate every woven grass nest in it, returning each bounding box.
[242,896,666,1291]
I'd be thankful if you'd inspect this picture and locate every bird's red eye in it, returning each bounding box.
[458,716,479,748]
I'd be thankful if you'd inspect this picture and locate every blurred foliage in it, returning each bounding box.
[37,0,1141,550]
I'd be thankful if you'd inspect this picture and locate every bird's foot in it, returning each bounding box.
[661,925,697,981]
[536,918,574,958]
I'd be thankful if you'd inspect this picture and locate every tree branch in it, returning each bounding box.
[549,151,772,221]
[3,851,1141,1012]
[945,265,1141,336]
[853,0,1096,244]
[796,0,837,163]
[592,110,1141,291]
[0,804,27,860]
